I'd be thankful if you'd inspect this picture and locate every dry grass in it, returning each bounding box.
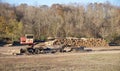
[0,51,120,71]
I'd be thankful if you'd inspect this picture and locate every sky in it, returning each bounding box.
[2,0,120,6]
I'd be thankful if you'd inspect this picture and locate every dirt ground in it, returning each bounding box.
[0,46,120,71]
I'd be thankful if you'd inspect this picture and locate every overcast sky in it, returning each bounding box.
[2,0,120,6]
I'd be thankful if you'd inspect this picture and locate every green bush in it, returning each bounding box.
[39,35,47,42]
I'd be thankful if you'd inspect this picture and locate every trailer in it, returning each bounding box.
[19,35,90,55]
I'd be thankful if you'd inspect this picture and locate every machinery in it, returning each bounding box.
[20,35,87,55]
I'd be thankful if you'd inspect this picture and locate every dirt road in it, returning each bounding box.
[0,46,120,71]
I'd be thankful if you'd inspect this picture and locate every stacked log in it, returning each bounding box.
[53,38,108,47]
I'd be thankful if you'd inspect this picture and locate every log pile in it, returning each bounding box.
[53,38,109,47]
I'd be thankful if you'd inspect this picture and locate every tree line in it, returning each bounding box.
[0,2,120,43]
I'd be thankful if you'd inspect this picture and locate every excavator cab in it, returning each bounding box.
[20,34,34,45]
